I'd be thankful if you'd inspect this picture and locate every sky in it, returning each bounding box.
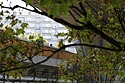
[0,0,25,6]
[0,0,33,12]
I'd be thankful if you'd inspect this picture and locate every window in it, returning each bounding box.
[35,30,41,33]
[35,17,41,21]
[26,17,35,21]
[28,22,36,27]
[18,17,25,22]
[44,35,51,39]
[42,23,52,27]
[35,23,40,30]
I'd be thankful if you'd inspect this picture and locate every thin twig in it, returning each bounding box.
[69,10,84,24]
[70,7,82,17]
[79,2,87,17]
[0,46,11,51]
[71,5,85,17]
[84,1,97,13]
[114,8,125,33]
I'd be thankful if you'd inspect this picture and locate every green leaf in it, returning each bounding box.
[29,35,34,39]
[5,10,10,13]
[40,0,51,7]
[0,23,3,27]
[110,0,122,7]
[16,28,25,35]
[49,5,60,17]
[10,19,18,27]
[57,39,64,48]
[25,0,32,6]
[0,10,3,16]
[61,3,69,15]
[21,23,29,29]
[0,17,2,20]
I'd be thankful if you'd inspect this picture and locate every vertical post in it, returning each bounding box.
[3,73,5,83]
[46,72,49,83]
[33,70,36,83]
[56,69,58,83]
[12,81,15,83]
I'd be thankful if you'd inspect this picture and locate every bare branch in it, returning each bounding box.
[55,18,86,30]
[1,5,40,13]
[10,46,25,55]
[0,42,122,73]
[1,4,122,48]
[86,21,122,49]
[70,5,85,17]
[79,2,87,17]
[70,7,82,17]
[0,46,11,51]
[69,10,84,24]
[84,1,97,13]
[1,5,86,30]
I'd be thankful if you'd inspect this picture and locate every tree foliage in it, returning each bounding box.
[27,0,125,82]
[0,0,125,82]
[0,9,46,79]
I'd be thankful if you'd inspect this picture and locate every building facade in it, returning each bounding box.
[14,11,76,53]
[0,10,76,83]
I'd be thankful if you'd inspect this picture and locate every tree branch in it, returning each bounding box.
[1,5,86,30]
[85,1,108,24]
[0,3,122,49]
[114,8,125,33]
[79,2,87,17]
[86,22,122,49]
[0,46,11,51]
[69,2,120,48]
[10,46,25,55]
[70,5,85,17]
[0,43,122,73]
[70,7,82,17]
[118,17,125,33]
[2,4,122,48]
[84,1,97,13]
[69,10,84,24]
